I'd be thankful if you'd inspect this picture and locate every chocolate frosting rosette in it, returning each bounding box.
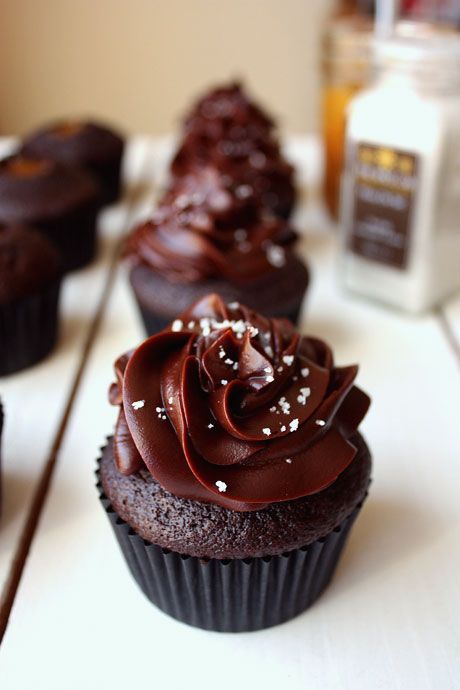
[171,82,297,219]
[97,295,372,632]
[126,167,309,334]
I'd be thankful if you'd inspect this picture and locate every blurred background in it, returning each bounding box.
[0,0,334,137]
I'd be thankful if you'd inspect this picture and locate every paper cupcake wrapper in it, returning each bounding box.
[96,457,364,632]
[39,203,99,272]
[0,276,62,376]
[135,298,304,337]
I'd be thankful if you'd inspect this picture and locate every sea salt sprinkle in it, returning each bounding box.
[262,427,271,436]
[282,355,294,366]
[289,418,299,432]
[131,400,145,410]
[297,387,311,405]
[221,379,228,386]
[215,480,227,493]
[266,244,286,268]
[278,396,291,415]
[208,423,214,429]
[301,367,310,377]
[171,319,183,332]
[315,419,326,426]
[218,346,226,359]
[156,406,167,420]
[285,458,292,464]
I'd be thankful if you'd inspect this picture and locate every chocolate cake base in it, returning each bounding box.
[97,435,370,631]
[129,254,309,335]
[38,202,99,272]
[99,434,370,559]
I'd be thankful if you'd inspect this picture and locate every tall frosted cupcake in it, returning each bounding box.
[22,119,124,204]
[97,294,372,632]
[0,155,100,271]
[127,167,309,334]
[172,82,297,219]
[0,225,62,375]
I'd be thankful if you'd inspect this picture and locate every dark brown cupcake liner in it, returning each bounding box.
[0,276,62,376]
[38,203,99,272]
[96,453,364,632]
[134,297,304,337]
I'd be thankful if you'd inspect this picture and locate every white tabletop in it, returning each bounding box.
[0,137,459,690]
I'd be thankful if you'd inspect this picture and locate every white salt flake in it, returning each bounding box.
[266,244,286,268]
[301,367,310,377]
[262,427,271,436]
[277,366,284,373]
[132,400,145,410]
[289,418,299,432]
[315,419,326,427]
[280,425,287,432]
[221,379,228,386]
[171,319,183,332]
[224,358,234,365]
[208,423,214,429]
[215,480,227,493]
[228,301,240,309]
[218,347,226,359]
[168,397,173,404]
[188,321,195,329]
[266,375,274,383]
[283,355,294,365]
[285,458,292,464]
[297,387,311,405]
[270,406,276,412]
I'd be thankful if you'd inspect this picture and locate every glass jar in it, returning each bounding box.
[321,14,373,220]
[340,26,460,312]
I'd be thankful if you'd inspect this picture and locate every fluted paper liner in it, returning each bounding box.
[96,452,364,632]
[0,277,61,376]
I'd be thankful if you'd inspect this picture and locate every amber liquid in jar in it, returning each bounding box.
[322,15,372,220]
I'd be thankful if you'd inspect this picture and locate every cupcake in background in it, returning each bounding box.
[171,82,297,219]
[97,294,372,632]
[0,225,62,375]
[126,166,309,334]
[0,155,100,272]
[22,120,124,205]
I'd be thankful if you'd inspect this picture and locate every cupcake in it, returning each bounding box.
[171,82,297,219]
[97,294,371,632]
[0,225,62,375]
[127,166,309,334]
[22,119,124,204]
[0,155,100,271]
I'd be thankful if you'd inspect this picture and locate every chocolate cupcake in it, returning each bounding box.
[0,225,62,375]
[0,155,100,272]
[127,167,309,334]
[97,294,371,632]
[22,120,124,204]
[171,82,297,219]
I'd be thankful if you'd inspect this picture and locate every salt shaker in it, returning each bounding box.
[340,26,460,313]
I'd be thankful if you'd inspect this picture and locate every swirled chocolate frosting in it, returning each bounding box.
[171,83,296,218]
[109,294,370,512]
[126,167,297,284]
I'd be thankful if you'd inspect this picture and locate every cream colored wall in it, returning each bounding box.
[0,0,333,137]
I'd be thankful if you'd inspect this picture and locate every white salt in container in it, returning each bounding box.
[340,28,460,313]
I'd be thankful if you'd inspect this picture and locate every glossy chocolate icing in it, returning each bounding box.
[110,294,370,512]
[127,166,297,284]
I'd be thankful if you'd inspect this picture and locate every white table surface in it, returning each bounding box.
[0,137,459,690]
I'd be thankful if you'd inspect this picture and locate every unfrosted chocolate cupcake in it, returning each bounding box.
[171,82,297,219]
[22,120,124,204]
[127,167,309,334]
[97,294,372,632]
[0,225,62,375]
[0,155,100,271]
